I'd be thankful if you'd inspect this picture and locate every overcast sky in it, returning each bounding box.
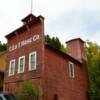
[0,0,100,45]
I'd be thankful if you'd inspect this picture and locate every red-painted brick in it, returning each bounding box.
[4,14,89,100]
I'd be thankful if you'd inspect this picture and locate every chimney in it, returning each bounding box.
[66,38,87,62]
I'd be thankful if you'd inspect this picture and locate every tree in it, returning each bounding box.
[0,42,7,52]
[45,35,67,53]
[45,34,51,44]
[86,41,100,100]
[50,37,61,50]
[15,80,42,100]
[60,44,67,53]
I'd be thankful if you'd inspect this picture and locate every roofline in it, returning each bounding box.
[5,14,44,39]
[66,38,85,43]
[45,44,82,65]
[21,13,36,22]
[5,24,26,39]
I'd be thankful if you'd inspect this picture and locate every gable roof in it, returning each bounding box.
[45,44,82,65]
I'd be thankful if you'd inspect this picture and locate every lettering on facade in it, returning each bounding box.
[9,34,39,52]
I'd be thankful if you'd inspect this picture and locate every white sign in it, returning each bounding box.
[9,34,39,52]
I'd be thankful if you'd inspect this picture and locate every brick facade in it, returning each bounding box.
[43,45,88,100]
[4,14,45,93]
[4,14,89,100]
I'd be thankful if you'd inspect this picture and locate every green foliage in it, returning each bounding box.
[60,44,67,53]
[15,80,42,100]
[0,41,7,52]
[45,35,67,53]
[86,41,100,100]
[45,34,51,44]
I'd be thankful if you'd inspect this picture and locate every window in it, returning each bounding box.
[18,56,25,73]
[9,59,15,76]
[29,51,36,71]
[0,97,3,100]
[69,62,74,78]
[53,94,58,100]
[4,94,16,100]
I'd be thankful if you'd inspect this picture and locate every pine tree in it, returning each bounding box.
[0,41,7,52]
[45,35,66,53]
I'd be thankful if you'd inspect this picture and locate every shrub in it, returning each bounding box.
[15,80,42,100]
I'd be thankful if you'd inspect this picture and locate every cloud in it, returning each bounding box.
[45,10,100,45]
[0,0,100,45]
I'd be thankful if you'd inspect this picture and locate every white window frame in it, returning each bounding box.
[18,56,25,73]
[69,62,74,78]
[9,59,15,76]
[29,51,36,71]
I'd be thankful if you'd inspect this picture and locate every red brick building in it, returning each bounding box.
[4,14,89,100]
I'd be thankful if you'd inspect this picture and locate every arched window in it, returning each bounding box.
[53,94,58,100]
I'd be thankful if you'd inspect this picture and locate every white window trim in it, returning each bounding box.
[69,61,74,78]
[18,56,25,73]
[29,51,36,71]
[9,59,15,76]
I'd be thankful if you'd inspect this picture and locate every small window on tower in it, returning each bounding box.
[9,59,15,76]
[69,62,74,78]
[18,56,25,73]
[29,51,36,71]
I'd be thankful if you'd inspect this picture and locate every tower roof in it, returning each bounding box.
[66,38,85,43]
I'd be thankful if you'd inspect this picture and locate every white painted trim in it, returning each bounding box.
[18,56,25,73]
[69,61,74,78]
[9,59,15,76]
[29,51,36,71]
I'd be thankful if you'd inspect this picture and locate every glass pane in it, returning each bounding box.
[4,94,16,100]
[0,96,3,100]
[20,58,24,72]
[10,61,14,75]
[20,65,23,71]
[4,94,11,100]
[70,66,73,76]
[30,54,35,69]
[31,62,35,68]
[70,64,74,77]
[20,58,24,65]
[31,54,35,62]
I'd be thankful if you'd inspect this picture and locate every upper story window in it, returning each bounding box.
[18,56,25,73]
[29,51,36,71]
[69,62,74,78]
[9,59,15,76]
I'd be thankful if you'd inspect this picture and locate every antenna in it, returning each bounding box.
[31,0,33,13]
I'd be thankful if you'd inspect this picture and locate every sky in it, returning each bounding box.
[0,0,100,45]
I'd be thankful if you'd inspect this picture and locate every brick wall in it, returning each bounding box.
[43,47,88,100]
[4,14,89,100]
[4,15,45,93]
